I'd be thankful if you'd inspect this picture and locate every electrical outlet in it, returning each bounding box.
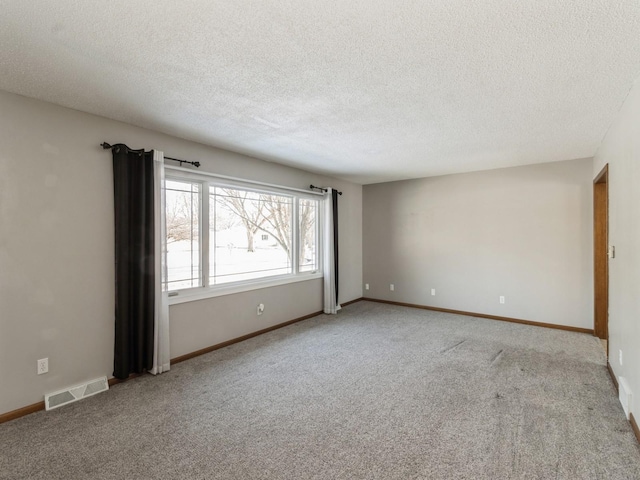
[499,296,505,304]
[257,303,265,316]
[390,284,394,291]
[37,358,48,375]
[431,288,436,296]
[619,349,623,366]
[365,283,369,290]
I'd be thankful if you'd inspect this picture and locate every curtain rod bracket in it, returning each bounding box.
[101,142,200,168]
[310,184,342,195]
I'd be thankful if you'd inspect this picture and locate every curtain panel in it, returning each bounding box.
[323,188,341,314]
[151,150,170,375]
[111,145,169,379]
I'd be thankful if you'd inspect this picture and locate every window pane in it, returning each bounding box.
[210,187,292,284]
[166,180,200,290]
[299,199,318,272]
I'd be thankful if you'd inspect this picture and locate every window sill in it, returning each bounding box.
[168,272,323,305]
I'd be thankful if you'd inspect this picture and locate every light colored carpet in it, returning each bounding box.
[1,301,639,479]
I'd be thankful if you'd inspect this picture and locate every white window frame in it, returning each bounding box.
[165,167,323,305]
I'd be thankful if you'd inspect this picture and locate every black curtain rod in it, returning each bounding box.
[164,155,200,168]
[310,184,342,195]
[101,143,200,168]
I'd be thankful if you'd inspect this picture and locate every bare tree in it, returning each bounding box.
[216,189,266,252]
[260,195,293,257]
[298,199,315,265]
[166,190,198,244]
[214,188,316,263]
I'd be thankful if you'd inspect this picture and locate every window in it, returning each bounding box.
[211,187,292,284]
[166,180,200,290]
[299,198,318,272]
[165,173,321,298]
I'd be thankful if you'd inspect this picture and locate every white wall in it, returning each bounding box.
[363,158,594,329]
[0,91,363,415]
[593,77,640,420]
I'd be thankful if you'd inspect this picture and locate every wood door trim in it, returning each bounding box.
[594,164,609,183]
[593,164,609,340]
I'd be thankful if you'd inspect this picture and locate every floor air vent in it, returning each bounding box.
[45,376,109,411]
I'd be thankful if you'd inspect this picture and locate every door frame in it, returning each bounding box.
[593,164,609,349]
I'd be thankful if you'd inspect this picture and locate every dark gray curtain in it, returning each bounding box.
[112,144,155,380]
[332,189,339,300]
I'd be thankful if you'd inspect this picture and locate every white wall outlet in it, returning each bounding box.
[619,349,623,366]
[390,284,394,291]
[37,358,48,375]
[257,303,265,316]
[431,288,436,296]
[499,296,505,304]
[365,283,369,290]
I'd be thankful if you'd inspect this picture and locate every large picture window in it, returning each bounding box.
[165,173,321,298]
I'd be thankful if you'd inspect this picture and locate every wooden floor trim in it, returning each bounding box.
[108,372,144,387]
[0,375,145,425]
[341,297,363,307]
[171,310,324,364]
[1,301,371,424]
[631,413,640,445]
[363,298,594,334]
[172,298,363,364]
[607,362,619,393]
[0,401,45,425]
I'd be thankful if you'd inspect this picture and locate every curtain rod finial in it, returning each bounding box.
[101,142,112,150]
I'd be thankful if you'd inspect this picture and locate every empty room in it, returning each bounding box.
[1,1,640,479]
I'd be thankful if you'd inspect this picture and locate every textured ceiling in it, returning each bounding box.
[1,1,640,184]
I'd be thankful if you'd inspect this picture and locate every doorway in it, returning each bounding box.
[593,164,609,354]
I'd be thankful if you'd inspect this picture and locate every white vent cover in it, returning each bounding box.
[45,376,109,411]
[618,376,632,420]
